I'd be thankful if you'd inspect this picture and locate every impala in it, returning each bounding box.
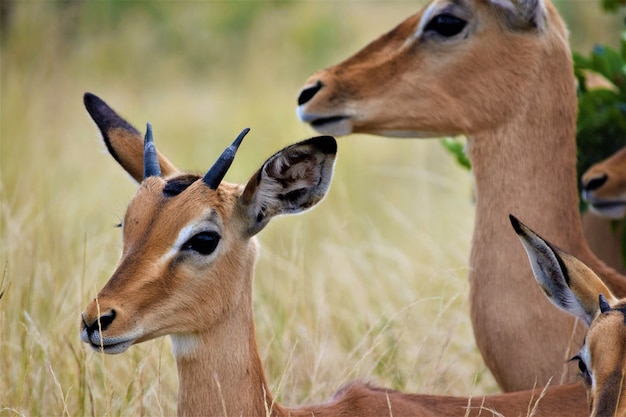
[80,93,587,416]
[296,0,626,391]
[512,214,626,417]
[582,146,626,220]
[580,146,626,276]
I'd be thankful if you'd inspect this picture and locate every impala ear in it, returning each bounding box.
[510,215,617,327]
[488,0,546,31]
[83,93,179,182]
[237,136,337,237]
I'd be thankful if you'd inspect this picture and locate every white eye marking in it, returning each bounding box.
[578,343,595,389]
[405,2,439,46]
[160,210,222,264]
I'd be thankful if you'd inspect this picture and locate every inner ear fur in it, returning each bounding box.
[238,136,337,237]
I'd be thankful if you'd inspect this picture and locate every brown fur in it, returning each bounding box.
[296,0,626,391]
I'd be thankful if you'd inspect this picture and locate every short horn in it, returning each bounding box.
[202,127,250,189]
[599,294,612,314]
[143,123,161,179]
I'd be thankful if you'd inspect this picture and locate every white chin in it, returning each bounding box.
[589,204,626,220]
[310,120,353,136]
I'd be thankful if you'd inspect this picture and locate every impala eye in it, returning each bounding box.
[571,355,591,384]
[182,231,221,255]
[424,13,467,37]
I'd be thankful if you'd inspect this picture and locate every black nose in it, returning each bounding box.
[583,174,608,191]
[83,309,116,334]
[298,80,323,106]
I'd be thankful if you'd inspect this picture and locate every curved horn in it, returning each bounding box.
[599,293,612,314]
[202,127,250,189]
[143,123,161,179]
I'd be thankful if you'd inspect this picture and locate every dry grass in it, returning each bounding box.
[0,1,619,415]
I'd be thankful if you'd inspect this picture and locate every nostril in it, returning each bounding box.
[98,309,116,331]
[298,80,323,106]
[584,174,608,191]
[85,309,116,333]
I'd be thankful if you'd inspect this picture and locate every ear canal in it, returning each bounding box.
[143,123,162,179]
[599,294,612,314]
[202,127,250,189]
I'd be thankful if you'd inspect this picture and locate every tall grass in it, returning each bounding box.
[0,1,621,415]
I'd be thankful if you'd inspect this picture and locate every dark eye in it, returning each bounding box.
[571,355,591,384]
[182,231,220,255]
[424,13,467,37]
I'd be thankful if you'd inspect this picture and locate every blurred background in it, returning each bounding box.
[1,1,623,415]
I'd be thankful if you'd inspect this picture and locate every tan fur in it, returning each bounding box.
[81,95,591,416]
[296,0,626,391]
[583,211,626,275]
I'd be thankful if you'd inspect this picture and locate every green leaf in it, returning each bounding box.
[441,137,471,170]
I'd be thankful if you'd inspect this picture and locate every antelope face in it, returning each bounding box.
[80,93,337,356]
[581,147,626,219]
[297,0,562,138]
[80,177,253,354]
[572,301,626,416]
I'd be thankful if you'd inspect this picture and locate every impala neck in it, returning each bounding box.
[172,291,276,417]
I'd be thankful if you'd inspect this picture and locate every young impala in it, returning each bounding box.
[512,214,626,417]
[296,0,626,391]
[80,93,587,416]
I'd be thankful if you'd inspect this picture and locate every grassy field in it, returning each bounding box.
[0,1,621,415]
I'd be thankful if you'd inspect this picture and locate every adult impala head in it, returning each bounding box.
[512,215,626,417]
[296,0,626,393]
[79,93,591,416]
[297,0,564,138]
[581,146,626,219]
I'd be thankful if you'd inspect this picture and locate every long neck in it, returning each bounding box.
[173,292,277,417]
[467,44,626,297]
[464,28,626,391]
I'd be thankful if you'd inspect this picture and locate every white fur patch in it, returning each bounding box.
[160,209,222,264]
[170,333,200,359]
[406,1,439,45]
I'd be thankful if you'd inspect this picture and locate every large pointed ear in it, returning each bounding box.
[83,93,179,182]
[236,136,337,237]
[488,0,546,31]
[510,215,617,327]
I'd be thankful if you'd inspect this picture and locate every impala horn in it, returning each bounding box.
[143,123,162,179]
[599,294,612,314]
[202,127,250,189]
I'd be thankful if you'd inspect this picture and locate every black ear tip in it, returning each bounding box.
[309,135,337,155]
[83,92,101,108]
[83,92,110,117]
[509,214,523,235]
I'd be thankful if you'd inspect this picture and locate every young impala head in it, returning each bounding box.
[512,215,626,417]
[581,146,626,219]
[81,94,336,346]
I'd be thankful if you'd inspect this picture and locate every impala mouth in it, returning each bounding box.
[583,192,626,219]
[310,115,350,128]
[80,328,138,354]
[300,113,353,136]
